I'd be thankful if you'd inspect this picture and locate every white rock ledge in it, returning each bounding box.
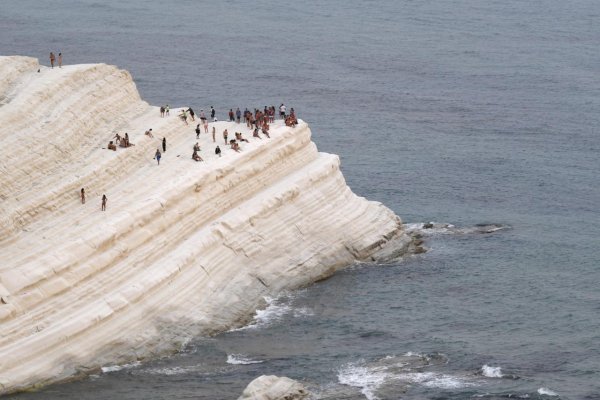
[0,56,413,394]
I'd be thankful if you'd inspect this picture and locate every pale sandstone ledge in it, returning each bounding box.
[0,56,414,394]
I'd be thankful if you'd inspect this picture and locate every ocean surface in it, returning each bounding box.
[1,0,599,399]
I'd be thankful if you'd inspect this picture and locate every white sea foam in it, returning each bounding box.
[226,354,264,365]
[481,364,503,378]
[403,351,425,357]
[230,294,313,331]
[143,366,197,376]
[101,361,140,373]
[398,372,475,389]
[538,387,558,396]
[338,363,389,400]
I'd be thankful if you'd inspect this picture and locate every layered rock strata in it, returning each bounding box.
[0,56,412,394]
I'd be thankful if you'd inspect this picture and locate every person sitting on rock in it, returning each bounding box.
[145,129,154,138]
[192,149,203,162]
[253,127,262,139]
[230,139,240,152]
[215,145,221,157]
[108,140,117,151]
[237,132,249,143]
[193,142,200,152]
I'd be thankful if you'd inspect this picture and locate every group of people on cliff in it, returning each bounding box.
[98,103,297,209]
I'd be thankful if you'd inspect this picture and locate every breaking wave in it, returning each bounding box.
[481,364,503,378]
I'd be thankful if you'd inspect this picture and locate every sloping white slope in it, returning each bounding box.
[0,56,412,393]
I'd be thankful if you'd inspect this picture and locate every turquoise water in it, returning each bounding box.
[1,0,599,398]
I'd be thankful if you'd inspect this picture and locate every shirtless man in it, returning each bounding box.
[50,52,55,68]
[145,129,154,138]
[223,129,228,145]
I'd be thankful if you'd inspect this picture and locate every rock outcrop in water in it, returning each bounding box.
[0,56,413,394]
[238,375,309,400]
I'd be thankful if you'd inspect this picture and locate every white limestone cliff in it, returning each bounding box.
[0,56,413,394]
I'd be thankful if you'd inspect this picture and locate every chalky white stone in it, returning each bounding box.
[0,56,411,394]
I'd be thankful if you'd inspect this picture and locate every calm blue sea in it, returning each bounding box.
[1,0,599,399]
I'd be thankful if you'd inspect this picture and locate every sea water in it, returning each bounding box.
[1,0,599,398]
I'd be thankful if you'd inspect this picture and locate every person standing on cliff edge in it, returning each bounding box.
[49,52,55,68]
[58,52,63,68]
[101,194,107,211]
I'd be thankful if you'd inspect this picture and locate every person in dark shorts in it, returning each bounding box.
[154,149,161,165]
[229,109,234,122]
[187,107,195,121]
[101,194,107,211]
[215,145,221,157]
[236,107,241,123]
[195,124,201,138]
[210,106,215,121]
[279,103,286,118]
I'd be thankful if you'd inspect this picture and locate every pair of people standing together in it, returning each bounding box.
[49,52,63,68]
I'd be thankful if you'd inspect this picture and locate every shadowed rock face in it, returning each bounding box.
[238,375,309,400]
[0,56,412,394]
